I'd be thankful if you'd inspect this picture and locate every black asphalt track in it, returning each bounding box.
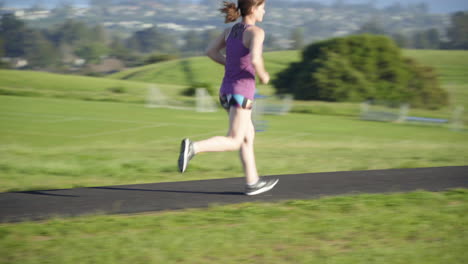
[1,166,467,223]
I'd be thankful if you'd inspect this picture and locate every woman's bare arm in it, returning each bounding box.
[249,27,269,84]
[206,29,228,66]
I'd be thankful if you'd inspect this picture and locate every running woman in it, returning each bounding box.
[178,0,278,195]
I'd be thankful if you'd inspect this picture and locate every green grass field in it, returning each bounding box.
[1,95,467,192]
[1,190,467,263]
[1,49,467,263]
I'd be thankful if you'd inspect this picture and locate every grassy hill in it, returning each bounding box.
[2,50,465,105]
[110,49,466,88]
[109,50,302,95]
[110,49,468,113]
[0,70,150,103]
[1,49,467,119]
[0,70,196,106]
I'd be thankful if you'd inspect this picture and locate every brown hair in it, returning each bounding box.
[220,0,266,23]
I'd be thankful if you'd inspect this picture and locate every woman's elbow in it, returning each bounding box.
[206,48,216,58]
[251,58,262,68]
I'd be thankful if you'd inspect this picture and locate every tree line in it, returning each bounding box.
[0,12,299,72]
[0,10,466,72]
[0,13,222,71]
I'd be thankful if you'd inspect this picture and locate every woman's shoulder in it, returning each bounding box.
[246,25,264,32]
[245,25,265,37]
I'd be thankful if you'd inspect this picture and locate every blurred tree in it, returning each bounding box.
[91,24,109,44]
[0,14,27,57]
[0,36,6,68]
[126,27,177,54]
[75,42,109,64]
[0,36,3,57]
[46,20,114,67]
[290,27,304,50]
[126,37,141,53]
[446,11,468,50]
[58,42,75,64]
[52,20,89,46]
[109,36,127,57]
[392,32,409,48]
[23,30,58,67]
[413,31,430,49]
[426,28,441,49]
[412,28,440,49]
[0,36,8,69]
[109,36,143,67]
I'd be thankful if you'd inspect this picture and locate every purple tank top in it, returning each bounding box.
[219,23,256,100]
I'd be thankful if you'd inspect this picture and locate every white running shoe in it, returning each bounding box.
[245,178,279,196]
[178,138,195,173]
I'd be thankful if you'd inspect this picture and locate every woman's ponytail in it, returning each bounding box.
[220,1,241,23]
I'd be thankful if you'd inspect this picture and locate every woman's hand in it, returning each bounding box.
[259,72,270,84]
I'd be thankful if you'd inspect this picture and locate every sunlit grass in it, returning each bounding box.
[0,49,467,263]
[1,95,466,192]
[1,189,467,264]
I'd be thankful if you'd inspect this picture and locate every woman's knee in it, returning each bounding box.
[243,125,255,145]
[228,107,254,148]
[228,134,245,149]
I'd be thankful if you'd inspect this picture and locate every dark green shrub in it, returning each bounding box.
[273,34,448,109]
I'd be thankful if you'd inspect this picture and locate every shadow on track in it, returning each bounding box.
[90,186,244,196]
[17,191,79,198]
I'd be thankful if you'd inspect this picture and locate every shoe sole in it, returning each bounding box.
[178,139,189,173]
[245,179,279,196]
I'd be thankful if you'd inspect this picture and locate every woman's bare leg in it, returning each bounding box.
[193,107,251,153]
[239,120,259,185]
[192,107,259,184]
